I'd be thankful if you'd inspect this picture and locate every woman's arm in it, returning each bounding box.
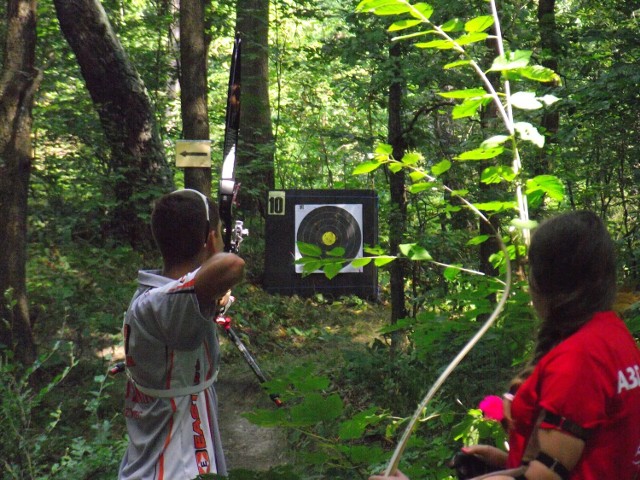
[483,429,585,480]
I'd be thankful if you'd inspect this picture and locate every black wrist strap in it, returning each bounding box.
[513,475,527,480]
[535,451,571,480]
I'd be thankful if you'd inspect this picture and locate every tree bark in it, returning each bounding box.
[536,0,560,174]
[386,41,408,354]
[236,0,275,216]
[0,0,40,364]
[181,0,212,195]
[54,0,173,247]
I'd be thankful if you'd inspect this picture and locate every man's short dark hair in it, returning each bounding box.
[151,190,220,265]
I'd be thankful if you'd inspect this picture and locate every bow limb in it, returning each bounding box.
[385,200,513,476]
[219,34,241,253]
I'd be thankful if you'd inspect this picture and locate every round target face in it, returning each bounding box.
[296,205,362,260]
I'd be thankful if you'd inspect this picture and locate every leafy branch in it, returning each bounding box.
[298,0,565,279]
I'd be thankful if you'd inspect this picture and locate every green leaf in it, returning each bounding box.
[514,122,545,148]
[452,98,485,119]
[364,245,386,255]
[515,65,560,83]
[456,146,504,160]
[392,30,437,42]
[510,91,542,110]
[399,243,432,260]
[323,262,344,279]
[290,393,344,426]
[375,143,393,155]
[456,32,489,46]
[437,88,487,99]
[297,242,322,257]
[409,170,428,181]
[472,200,517,212]
[408,182,435,194]
[467,234,490,245]
[510,218,538,230]
[299,262,324,277]
[444,59,471,69]
[481,165,516,184]
[388,162,403,173]
[431,159,451,176]
[326,247,346,257]
[338,444,386,464]
[409,2,434,20]
[440,18,464,32]
[464,15,494,33]
[389,19,423,32]
[351,257,372,268]
[444,266,461,280]
[480,135,511,148]
[243,408,288,427]
[338,407,381,440]
[416,39,456,49]
[355,0,411,15]
[374,256,396,266]
[539,94,560,106]
[401,151,422,165]
[526,175,565,201]
[354,160,383,175]
[489,50,532,71]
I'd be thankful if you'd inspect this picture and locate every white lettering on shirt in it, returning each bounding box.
[617,364,640,393]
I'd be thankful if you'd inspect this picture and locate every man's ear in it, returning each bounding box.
[208,225,224,254]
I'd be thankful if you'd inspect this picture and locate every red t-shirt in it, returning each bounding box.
[507,311,640,479]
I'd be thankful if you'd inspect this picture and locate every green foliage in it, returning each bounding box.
[243,363,389,478]
[11,0,640,477]
[48,374,127,479]
[0,342,77,479]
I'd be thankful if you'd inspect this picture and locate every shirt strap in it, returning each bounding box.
[541,409,592,441]
[126,370,218,398]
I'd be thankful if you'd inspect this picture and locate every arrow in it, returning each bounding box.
[180,151,209,157]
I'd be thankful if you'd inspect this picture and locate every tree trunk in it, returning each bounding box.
[0,0,40,364]
[181,0,212,195]
[386,41,408,354]
[54,0,173,247]
[236,0,275,216]
[536,0,560,174]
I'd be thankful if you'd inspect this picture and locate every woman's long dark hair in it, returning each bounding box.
[526,210,617,364]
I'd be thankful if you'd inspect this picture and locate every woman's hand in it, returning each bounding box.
[369,470,409,480]
[460,445,508,468]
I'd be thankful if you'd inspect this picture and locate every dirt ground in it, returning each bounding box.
[216,364,291,471]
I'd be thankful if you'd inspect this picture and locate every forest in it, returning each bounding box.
[0,0,639,478]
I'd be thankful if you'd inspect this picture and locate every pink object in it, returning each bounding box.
[479,395,504,422]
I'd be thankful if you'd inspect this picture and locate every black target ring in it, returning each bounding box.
[297,206,362,260]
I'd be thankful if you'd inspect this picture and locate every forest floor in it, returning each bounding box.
[217,364,291,471]
[214,297,389,472]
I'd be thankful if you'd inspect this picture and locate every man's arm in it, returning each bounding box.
[195,252,245,308]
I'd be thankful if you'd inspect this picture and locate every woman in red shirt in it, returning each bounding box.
[371,211,640,480]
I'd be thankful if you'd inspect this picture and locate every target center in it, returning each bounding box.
[322,231,337,246]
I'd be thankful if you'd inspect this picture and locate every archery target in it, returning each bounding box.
[295,204,363,273]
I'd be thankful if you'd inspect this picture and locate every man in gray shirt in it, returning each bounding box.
[119,189,245,480]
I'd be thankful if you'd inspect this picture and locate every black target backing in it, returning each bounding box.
[296,206,362,260]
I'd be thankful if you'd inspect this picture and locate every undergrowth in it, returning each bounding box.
[1,240,566,479]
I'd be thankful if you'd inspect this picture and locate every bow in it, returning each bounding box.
[216,34,282,407]
[219,33,245,254]
[384,203,512,475]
